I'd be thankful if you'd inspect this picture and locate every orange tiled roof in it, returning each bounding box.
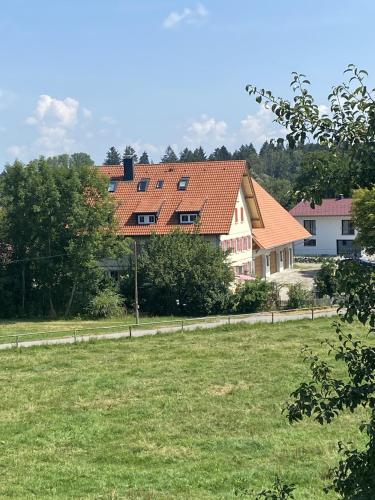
[176,197,207,212]
[251,179,311,249]
[98,161,246,235]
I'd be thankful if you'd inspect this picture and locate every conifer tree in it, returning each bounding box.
[192,146,207,161]
[104,146,121,165]
[122,146,138,164]
[161,146,178,163]
[138,151,150,164]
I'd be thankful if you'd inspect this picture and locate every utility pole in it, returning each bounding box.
[134,240,140,325]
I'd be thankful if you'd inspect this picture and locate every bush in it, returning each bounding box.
[233,279,280,313]
[314,258,338,297]
[287,282,312,309]
[87,289,124,318]
[137,230,233,316]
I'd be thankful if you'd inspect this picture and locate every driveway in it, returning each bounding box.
[267,263,321,300]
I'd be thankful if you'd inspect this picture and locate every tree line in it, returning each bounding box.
[104,142,351,209]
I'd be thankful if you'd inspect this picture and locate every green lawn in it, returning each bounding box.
[0,317,369,498]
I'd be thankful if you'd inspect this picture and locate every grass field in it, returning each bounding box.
[0,317,369,498]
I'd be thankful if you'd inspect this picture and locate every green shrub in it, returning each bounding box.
[287,282,312,309]
[314,258,338,297]
[233,279,280,313]
[87,289,124,319]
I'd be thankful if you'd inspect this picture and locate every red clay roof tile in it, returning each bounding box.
[289,198,352,217]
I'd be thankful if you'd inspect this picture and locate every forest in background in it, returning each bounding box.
[104,141,350,209]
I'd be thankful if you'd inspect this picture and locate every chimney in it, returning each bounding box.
[123,155,134,181]
[336,194,344,201]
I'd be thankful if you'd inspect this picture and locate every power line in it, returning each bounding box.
[7,253,66,265]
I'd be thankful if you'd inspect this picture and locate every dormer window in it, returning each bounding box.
[179,213,198,224]
[156,179,164,189]
[178,177,189,191]
[137,214,156,225]
[137,178,150,192]
[108,180,117,192]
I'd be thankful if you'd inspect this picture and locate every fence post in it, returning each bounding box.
[271,312,274,324]
[15,336,19,348]
[228,316,231,324]
[129,325,132,339]
[181,320,184,333]
[311,304,314,321]
[74,329,77,343]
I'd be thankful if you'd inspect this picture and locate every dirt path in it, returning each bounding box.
[0,307,336,351]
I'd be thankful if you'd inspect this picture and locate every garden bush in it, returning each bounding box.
[87,289,124,318]
[287,282,312,309]
[233,279,280,313]
[314,258,338,297]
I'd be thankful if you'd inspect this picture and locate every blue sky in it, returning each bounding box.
[1,0,374,166]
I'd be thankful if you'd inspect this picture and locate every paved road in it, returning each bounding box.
[0,308,337,351]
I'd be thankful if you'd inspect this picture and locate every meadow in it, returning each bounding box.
[0,317,368,498]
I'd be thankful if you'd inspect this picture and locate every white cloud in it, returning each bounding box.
[163,3,208,28]
[183,114,228,148]
[31,95,79,127]
[25,94,88,155]
[240,106,287,147]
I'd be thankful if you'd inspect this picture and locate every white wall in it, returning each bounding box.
[220,187,253,271]
[293,216,357,256]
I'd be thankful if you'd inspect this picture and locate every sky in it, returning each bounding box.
[1,0,375,167]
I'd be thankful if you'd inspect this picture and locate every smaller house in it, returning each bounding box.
[290,196,359,256]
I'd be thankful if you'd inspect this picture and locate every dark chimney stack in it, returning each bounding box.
[123,156,134,181]
[336,194,344,201]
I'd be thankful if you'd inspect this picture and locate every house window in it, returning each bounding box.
[137,214,156,225]
[179,213,198,224]
[280,251,283,262]
[108,180,117,192]
[303,220,316,235]
[137,178,150,192]
[342,220,355,235]
[337,239,358,255]
[234,208,238,223]
[266,255,270,267]
[156,179,164,189]
[304,239,316,246]
[178,177,189,190]
[240,207,244,222]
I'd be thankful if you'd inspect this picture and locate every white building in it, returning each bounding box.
[290,197,359,256]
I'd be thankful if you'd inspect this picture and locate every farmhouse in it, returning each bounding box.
[99,158,310,278]
[290,197,359,256]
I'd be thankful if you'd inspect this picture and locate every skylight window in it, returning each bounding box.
[156,179,164,189]
[178,177,189,191]
[108,180,117,193]
[137,178,150,192]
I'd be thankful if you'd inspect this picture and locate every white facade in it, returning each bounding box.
[293,215,358,256]
[220,186,253,274]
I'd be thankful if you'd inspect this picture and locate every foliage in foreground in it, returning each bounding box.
[247,65,375,498]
